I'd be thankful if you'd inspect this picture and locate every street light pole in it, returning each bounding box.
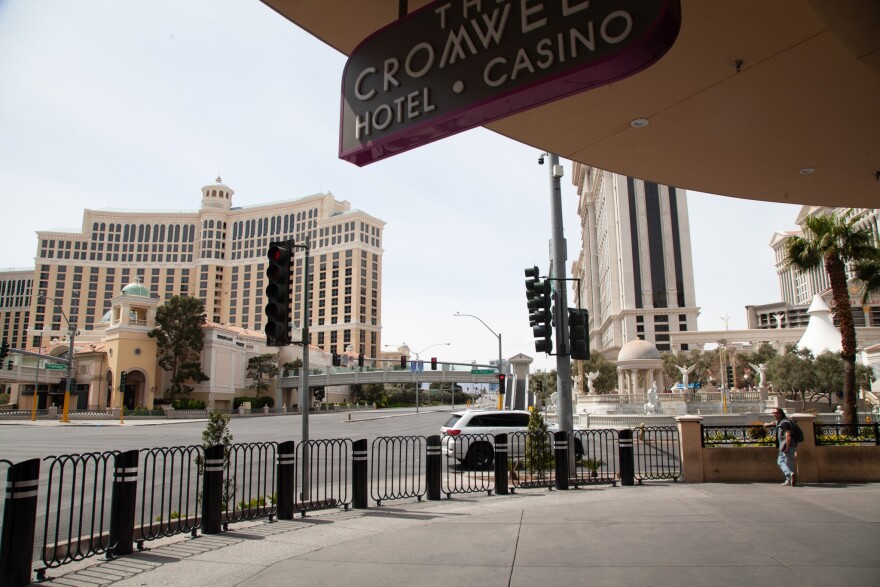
[39,291,78,424]
[383,342,450,412]
[30,326,46,422]
[453,312,503,409]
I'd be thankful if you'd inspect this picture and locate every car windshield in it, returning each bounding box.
[442,414,462,428]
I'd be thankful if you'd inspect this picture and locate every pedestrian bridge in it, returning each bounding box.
[278,361,501,389]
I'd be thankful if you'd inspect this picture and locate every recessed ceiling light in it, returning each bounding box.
[799,167,816,175]
[630,118,649,128]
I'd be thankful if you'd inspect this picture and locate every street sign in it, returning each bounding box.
[45,363,66,370]
[471,369,495,375]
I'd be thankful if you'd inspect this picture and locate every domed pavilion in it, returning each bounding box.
[616,339,663,397]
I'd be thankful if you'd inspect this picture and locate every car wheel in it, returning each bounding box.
[466,443,494,470]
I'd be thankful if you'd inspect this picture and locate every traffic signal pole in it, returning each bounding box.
[266,238,311,500]
[298,238,311,501]
[546,153,574,434]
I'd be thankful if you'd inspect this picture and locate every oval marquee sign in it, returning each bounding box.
[340,0,681,166]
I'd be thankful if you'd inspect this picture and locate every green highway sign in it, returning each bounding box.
[471,369,495,375]
[45,363,67,370]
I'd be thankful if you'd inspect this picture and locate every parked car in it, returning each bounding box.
[440,409,583,469]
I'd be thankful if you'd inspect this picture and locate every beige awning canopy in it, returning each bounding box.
[262,0,880,208]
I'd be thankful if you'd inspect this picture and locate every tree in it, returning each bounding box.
[767,346,816,403]
[351,383,387,406]
[741,342,778,368]
[247,353,279,398]
[148,295,209,398]
[281,358,302,376]
[529,369,558,405]
[196,411,234,510]
[783,210,878,425]
[854,257,880,327]
[811,351,845,409]
[524,408,553,474]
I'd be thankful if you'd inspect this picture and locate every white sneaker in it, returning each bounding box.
[780,479,790,486]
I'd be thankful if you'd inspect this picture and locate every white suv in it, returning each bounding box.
[440,410,582,469]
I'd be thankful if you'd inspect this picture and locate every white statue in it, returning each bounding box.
[773,313,785,329]
[586,371,600,394]
[749,363,767,388]
[548,391,558,409]
[644,383,661,415]
[675,364,696,391]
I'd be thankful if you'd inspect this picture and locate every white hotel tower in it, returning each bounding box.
[571,164,700,358]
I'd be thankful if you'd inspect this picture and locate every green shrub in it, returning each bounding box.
[746,421,769,440]
[171,398,205,409]
[524,410,553,471]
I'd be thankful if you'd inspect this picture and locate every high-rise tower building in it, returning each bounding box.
[0,179,386,359]
[571,164,699,357]
[753,205,880,329]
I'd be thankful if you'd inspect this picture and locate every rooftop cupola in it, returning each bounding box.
[200,177,234,211]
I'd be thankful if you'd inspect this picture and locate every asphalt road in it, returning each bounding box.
[0,407,456,462]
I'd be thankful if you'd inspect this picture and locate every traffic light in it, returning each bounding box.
[400,355,407,369]
[525,266,553,354]
[120,371,127,387]
[0,339,8,361]
[536,379,543,394]
[264,243,292,346]
[332,353,341,367]
[358,353,365,368]
[567,308,590,360]
[431,357,437,370]
[725,365,734,388]
[498,373,506,394]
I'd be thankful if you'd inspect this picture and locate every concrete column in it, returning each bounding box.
[617,371,625,395]
[676,415,704,483]
[791,413,817,484]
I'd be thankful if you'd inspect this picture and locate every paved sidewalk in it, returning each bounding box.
[39,482,880,586]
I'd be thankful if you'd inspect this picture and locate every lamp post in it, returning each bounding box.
[383,342,450,412]
[453,312,504,409]
[38,290,79,424]
[29,325,47,422]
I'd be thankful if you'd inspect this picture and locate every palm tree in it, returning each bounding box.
[783,210,879,426]
[853,258,880,327]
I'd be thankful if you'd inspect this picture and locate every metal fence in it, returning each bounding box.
[136,445,203,545]
[440,434,495,497]
[632,426,680,482]
[570,429,619,486]
[815,423,879,446]
[508,430,557,490]
[370,436,426,506]
[294,439,352,515]
[225,442,278,525]
[39,451,119,573]
[702,425,776,447]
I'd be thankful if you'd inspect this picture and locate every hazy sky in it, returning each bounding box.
[0,1,802,370]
